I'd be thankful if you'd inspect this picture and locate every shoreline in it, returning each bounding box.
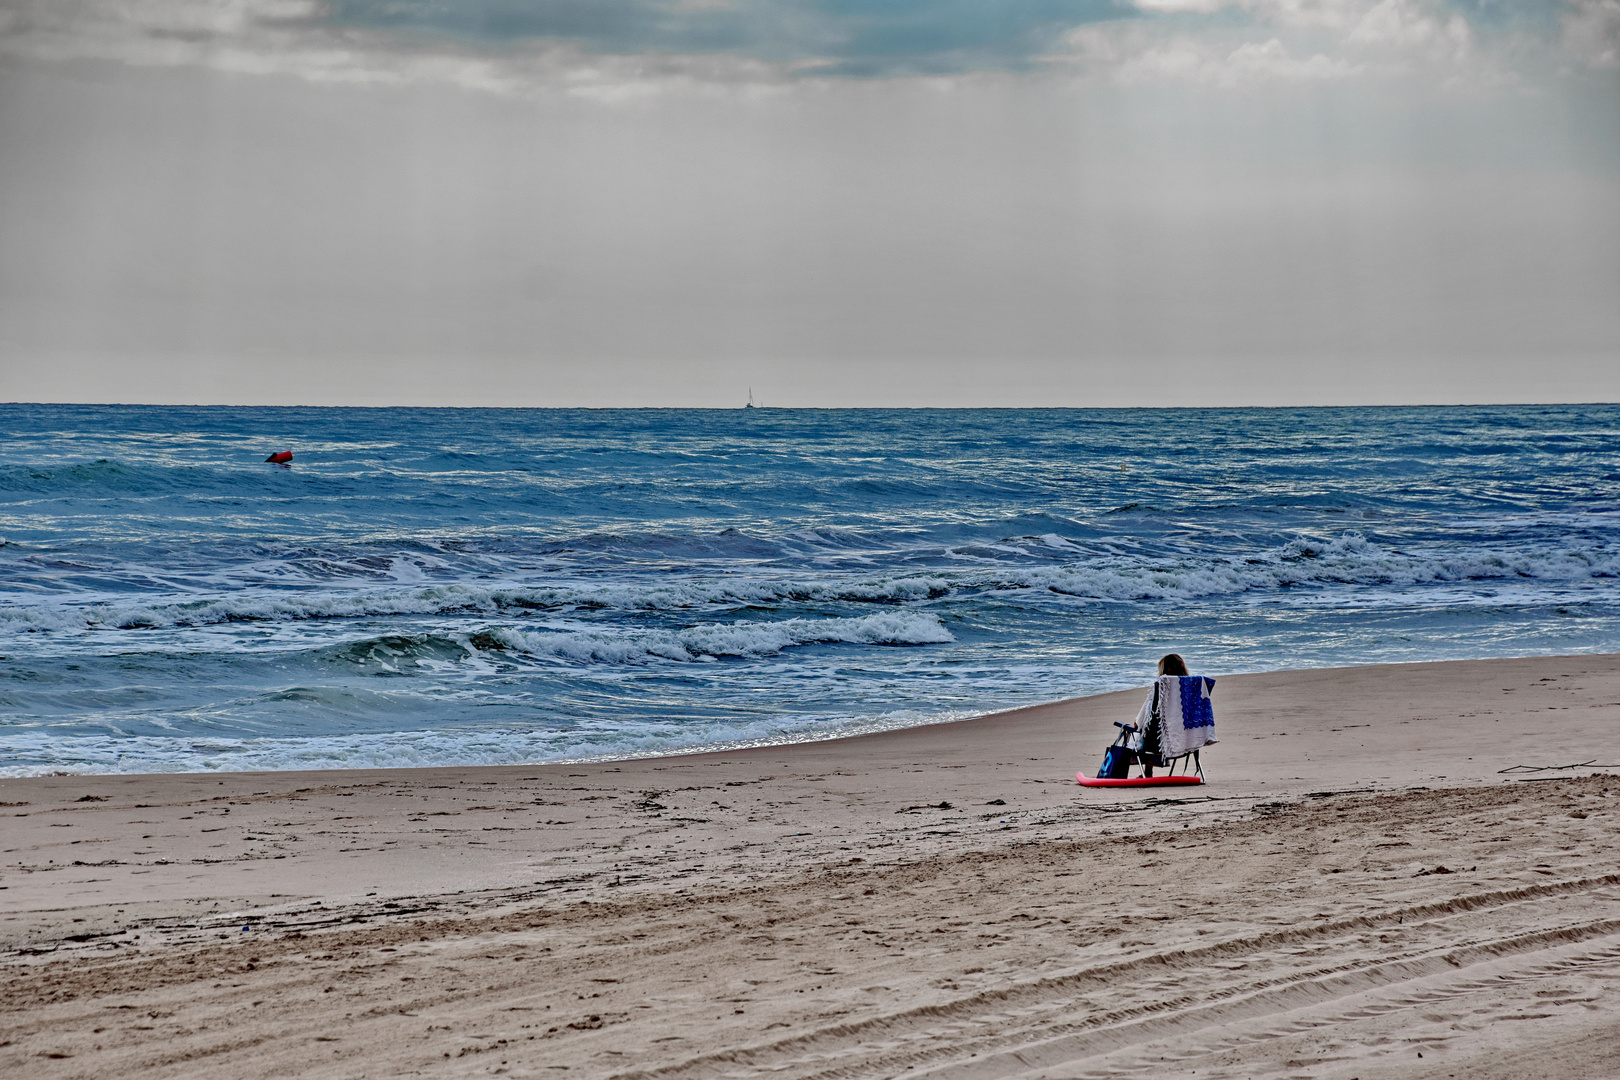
[7,650,1618,782]
[3,652,1617,1079]
[2,653,1615,907]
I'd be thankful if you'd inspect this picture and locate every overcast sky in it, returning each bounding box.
[0,0,1616,407]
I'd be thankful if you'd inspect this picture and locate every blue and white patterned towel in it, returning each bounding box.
[1133,674,1218,759]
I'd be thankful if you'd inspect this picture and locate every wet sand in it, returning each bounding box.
[2,654,1618,1079]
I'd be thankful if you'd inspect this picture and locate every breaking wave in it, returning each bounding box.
[1008,533,1620,601]
[482,611,954,663]
[1,533,1613,634]
[307,611,954,671]
[0,576,955,632]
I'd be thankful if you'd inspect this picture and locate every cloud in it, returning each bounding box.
[0,0,1138,91]
[1062,26,1359,85]
[0,0,805,93]
[1131,0,1232,11]
[1563,0,1620,67]
[1347,0,1471,61]
[323,0,1130,76]
[1049,0,1580,89]
[0,0,1606,92]
[1224,35,1359,78]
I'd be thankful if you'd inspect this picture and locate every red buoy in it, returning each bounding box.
[265,451,293,464]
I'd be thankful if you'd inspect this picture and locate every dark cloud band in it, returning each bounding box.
[327,0,1131,75]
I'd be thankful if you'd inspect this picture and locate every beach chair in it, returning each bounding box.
[1077,675,1216,788]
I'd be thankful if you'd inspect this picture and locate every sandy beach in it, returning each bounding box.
[2,654,1617,1079]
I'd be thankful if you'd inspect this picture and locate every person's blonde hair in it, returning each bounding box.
[1157,653,1189,676]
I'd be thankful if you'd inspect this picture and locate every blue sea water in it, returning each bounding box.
[0,403,1616,776]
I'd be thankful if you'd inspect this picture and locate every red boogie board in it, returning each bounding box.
[1076,772,1203,787]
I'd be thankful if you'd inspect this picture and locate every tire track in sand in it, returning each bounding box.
[619,874,1620,1080]
[1014,936,1620,1080]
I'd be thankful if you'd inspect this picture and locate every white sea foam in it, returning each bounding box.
[2,533,1615,636]
[0,705,978,777]
[1009,533,1620,602]
[0,575,957,633]
[485,611,954,663]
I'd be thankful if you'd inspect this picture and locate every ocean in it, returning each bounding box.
[1,403,1615,776]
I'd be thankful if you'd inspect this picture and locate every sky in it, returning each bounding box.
[0,0,1616,407]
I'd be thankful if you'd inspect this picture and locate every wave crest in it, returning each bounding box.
[0,575,956,632]
[1013,533,1619,601]
[291,611,955,671]
[1,533,1614,635]
[485,611,954,664]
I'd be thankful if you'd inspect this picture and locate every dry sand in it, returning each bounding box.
[2,654,1617,1079]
